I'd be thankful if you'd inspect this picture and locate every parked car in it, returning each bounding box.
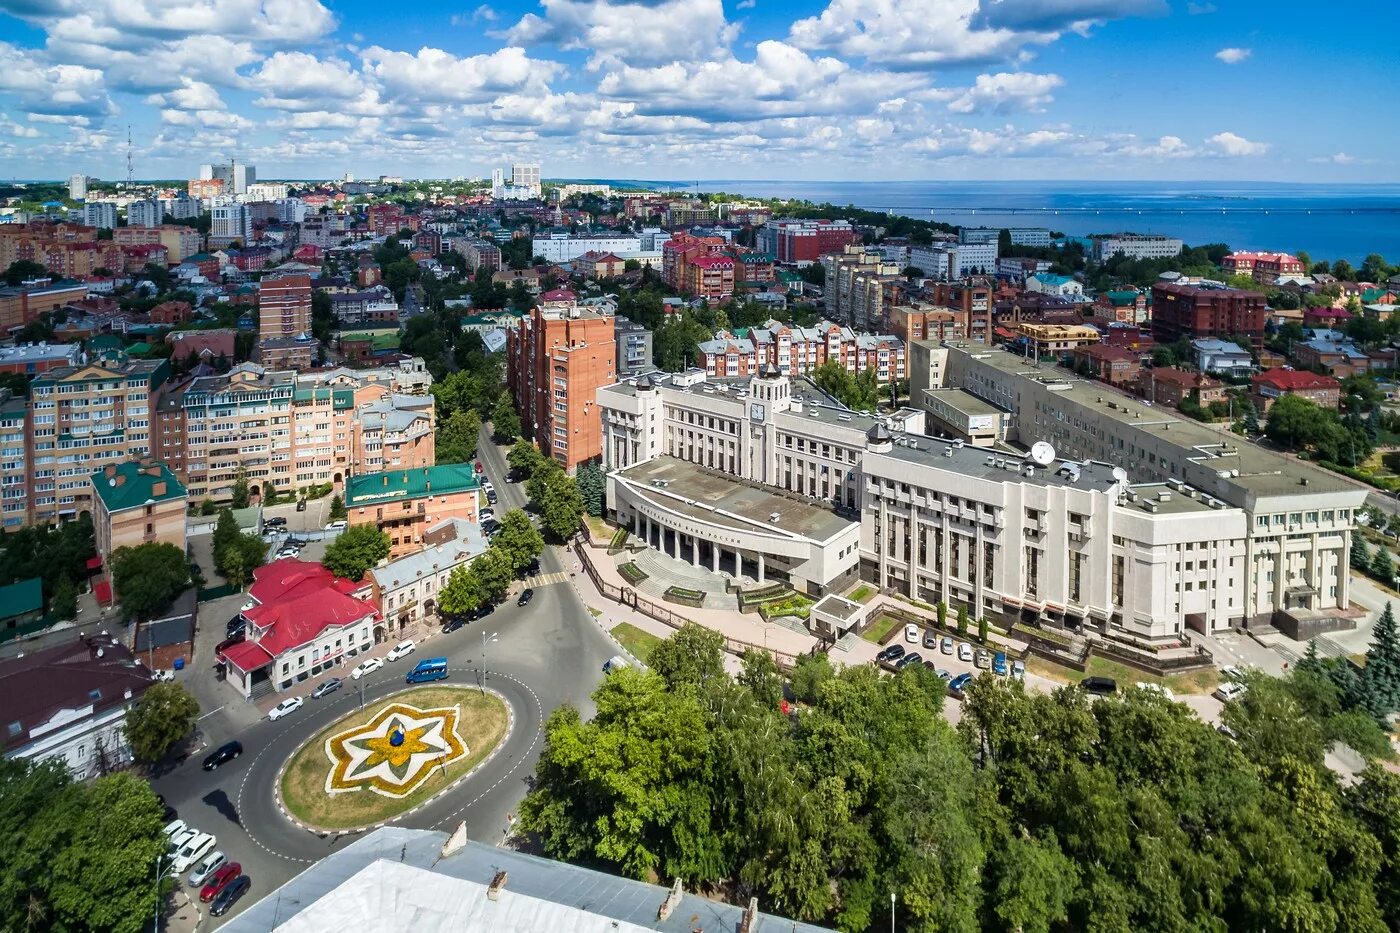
[226,616,246,636]
[1010,659,1026,681]
[479,508,496,524]
[386,640,417,662]
[877,643,906,664]
[486,490,498,505]
[1214,681,1247,702]
[957,642,973,662]
[296,498,306,511]
[974,649,992,670]
[325,520,348,532]
[215,633,245,654]
[312,677,342,699]
[940,636,954,655]
[187,851,227,888]
[922,630,938,650]
[603,655,631,674]
[152,668,175,682]
[209,875,251,917]
[948,672,973,698]
[201,740,242,771]
[481,480,495,496]
[275,546,301,560]
[992,652,1008,676]
[474,460,484,473]
[935,668,953,682]
[904,623,920,644]
[263,517,287,529]
[172,831,217,874]
[351,657,384,679]
[199,862,241,902]
[1080,676,1118,696]
[163,818,189,840]
[896,651,923,669]
[267,697,304,721]
[517,587,534,607]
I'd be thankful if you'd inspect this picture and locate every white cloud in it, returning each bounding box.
[505,0,739,68]
[0,41,114,119]
[0,116,41,138]
[248,52,370,111]
[145,79,226,111]
[1214,47,1251,64]
[7,0,336,47]
[159,108,253,130]
[1309,151,1360,165]
[737,0,756,7]
[938,72,1063,113]
[1206,131,1268,156]
[361,45,562,105]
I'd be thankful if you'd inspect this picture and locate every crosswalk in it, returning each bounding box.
[532,571,570,587]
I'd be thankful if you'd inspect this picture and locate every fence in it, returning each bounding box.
[574,540,802,669]
[197,583,239,602]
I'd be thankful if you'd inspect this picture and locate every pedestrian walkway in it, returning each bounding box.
[531,570,570,587]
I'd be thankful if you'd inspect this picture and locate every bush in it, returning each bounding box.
[608,527,630,553]
[663,585,706,607]
[619,562,648,585]
[759,592,815,621]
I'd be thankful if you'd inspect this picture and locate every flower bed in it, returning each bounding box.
[758,592,815,621]
[619,562,648,585]
[608,527,630,554]
[663,585,706,608]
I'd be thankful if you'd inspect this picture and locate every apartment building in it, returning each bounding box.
[1222,251,1307,284]
[822,245,904,329]
[211,203,252,247]
[615,316,653,377]
[661,233,727,294]
[369,518,487,631]
[0,342,82,376]
[506,305,615,471]
[344,465,480,559]
[1151,281,1269,347]
[454,237,502,273]
[0,222,98,268]
[0,389,28,529]
[257,271,320,369]
[0,279,88,332]
[1092,234,1184,262]
[531,233,641,264]
[81,203,117,229]
[1012,323,1100,356]
[113,225,204,263]
[927,279,994,344]
[685,255,735,301]
[910,242,999,280]
[91,459,188,563]
[697,320,906,384]
[126,200,163,228]
[755,219,857,265]
[1252,369,1342,413]
[960,227,1052,248]
[888,302,965,345]
[28,355,168,524]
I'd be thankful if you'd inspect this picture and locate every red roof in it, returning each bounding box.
[691,256,734,269]
[539,288,577,302]
[93,579,112,605]
[243,559,377,657]
[1253,368,1340,391]
[219,640,273,673]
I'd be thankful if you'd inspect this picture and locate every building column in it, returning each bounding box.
[756,553,765,583]
[711,543,719,573]
[688,535,699,567]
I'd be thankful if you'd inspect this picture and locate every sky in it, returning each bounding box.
[0,0,1394,184]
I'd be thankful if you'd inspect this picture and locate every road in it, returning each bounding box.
[149,427,618,927]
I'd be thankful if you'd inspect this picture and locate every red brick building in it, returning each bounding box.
[757,219,857,264]
[686,255,736,302]
[1151,282,1268,347]
[1136,366,1226,407]
[1222,251,1306,284]
[1252,369,1342,412]
[148,300,192,326]
[662,232,726,293]
[1072,343,1142,385]
[506,305,615,471]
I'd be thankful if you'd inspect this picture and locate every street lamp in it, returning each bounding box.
[153,853,176,933]
[890,890,896,933]
[480,630,498,693]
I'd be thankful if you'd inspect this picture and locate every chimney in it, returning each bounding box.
[152,481,166,497]
[657,879,683,921]
[738,897,759,933]
[115,475,126,486]
[487,870,508,901]
[104,464,116,478]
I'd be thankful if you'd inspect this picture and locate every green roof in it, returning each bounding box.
[126,342,153,354]
[87,334,122,351]
[345,464,479,507]
[0,578,42,620]
[1106,290,1140,306]
[91,460,187,512]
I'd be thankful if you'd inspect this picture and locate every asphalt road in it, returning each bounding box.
[149,428,617,927]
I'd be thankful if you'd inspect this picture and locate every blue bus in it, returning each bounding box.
[406,657,449,684]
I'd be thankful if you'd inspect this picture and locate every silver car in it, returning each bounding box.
[188,851,227,887]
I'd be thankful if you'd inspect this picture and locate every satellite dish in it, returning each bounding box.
[1030,441,1056,466]
[1112,466,1129,483]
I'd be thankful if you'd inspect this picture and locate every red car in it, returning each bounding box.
[200,862,242,903]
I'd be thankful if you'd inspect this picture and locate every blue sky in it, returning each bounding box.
[0,0,1392,183]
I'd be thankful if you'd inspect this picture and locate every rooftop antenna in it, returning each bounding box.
[125,124,133,188]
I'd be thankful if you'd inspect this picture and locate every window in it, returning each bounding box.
[88,689,101,701]
[6,722,19,737]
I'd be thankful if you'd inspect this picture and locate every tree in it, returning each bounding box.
[1360,253,1391,284]
[3,259,46,286]
[110,543,190,620]
[539,471,585,540]
[1346,765,1400,928]
[978,615,989,643]
[1371,546,1394,584]
[1353,535,1373,571]
[321,524,390,581]
[49,576,77,621]
[1359,602,1400,719]
[328,494,347,521]
[526,456,563,504]
[508,437,544,478]
[810,360,881,412]
[789,651,834,704]
[648,623,726,690]
[437,408,481,464]
[494,508,544,573]
[491,394,521,441]
[957,604,968,638]
[218,533,266,588]
[937,600,947,630]
[229,468,250,510]
[261,478,278,507]
[576,461,607,517]
[738,649,783,708]
[124,683,200,763]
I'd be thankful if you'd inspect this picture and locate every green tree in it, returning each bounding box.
[1346,764,1400,927]
[788,651,834,704]
[737,649,783,708]
[321,524,390,581]
[575,461,607,517]
[437,408,482,464]
[261,478,278,507]
[3,259,47,286]
[110,543,190,620]
[494,508,544,573]
[956,604,968,638]
[1360,602,1400,719]
[229,468,250,510]
[1353,535,1372,571]
[810,360,881,411]
[219,533,266,587]
[508,437,544,478]
[936,600,947,630]
[647,622,726,690]
[328,494,347,521]
[538,471,585,540]
[124,683,200,763]
[49,576,77,620]
[1371,546,1394,584]
[977,614,989,643]
[438,561,485,617]
[491,393,521,441]
[526,455,563,503]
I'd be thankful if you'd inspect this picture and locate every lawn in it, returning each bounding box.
[279,685,508,831]
[1024,654,1221,695]
[611,622,663,662]
[861,614,902,644]
[848,584,875,604]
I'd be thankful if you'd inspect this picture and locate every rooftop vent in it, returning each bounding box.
[943,447,953,457]
[1158,491,1171,502]
[769,512,781,523]
[1145,501,1158,513]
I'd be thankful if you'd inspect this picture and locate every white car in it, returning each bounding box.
[153,668,175,683]
[168,827,198,852]
[187,851,227,887]
[240,600,256,613]
[325,520,348,532]
[268,696,304,721]
[352,657,384,679]
[479,509,495,523]
[1136,682,1175,700]
[957,642,974,663]
[385,640,417,662]
[480,481,495,495]
[1010,659,1026,681]
[163,818,189,840]
[1214,681,1247,703]
[904,624,920,644]
[172,831,217,874]
[1219,664,1248,682]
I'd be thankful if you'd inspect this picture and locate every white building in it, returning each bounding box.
[638,228,671,252]
[202,161,256,195]
[1025,273,1084,299]
[211,202,253,245]
[68,173,90,200]
[370,518,488,629]
[909,242,997,279]
[1092,234,1184,262]
[126,199,163,227]
[247,182,289,201]
[0,637,156,779]
[531,233,642,264]
[161,194,202,220]
[274,198,308,223]
[510,162,541,196]
[960,227,1052,248]
[81,202,117,229]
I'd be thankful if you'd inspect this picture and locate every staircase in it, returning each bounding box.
[628,549,737,610]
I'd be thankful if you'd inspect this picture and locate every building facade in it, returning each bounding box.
[1151,282,1269,347]
[91,459,187,562]
[1092,234,1184,262]
[755,219,857,265]
[344,465,480,559]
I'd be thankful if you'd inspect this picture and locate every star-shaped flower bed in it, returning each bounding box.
[325,702,467,798]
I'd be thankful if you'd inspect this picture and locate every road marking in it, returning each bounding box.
[531,571,570,586]
[197,706,225,721]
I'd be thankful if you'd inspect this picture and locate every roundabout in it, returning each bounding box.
[277,685,510,832]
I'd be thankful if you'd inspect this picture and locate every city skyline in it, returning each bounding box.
[0,1,1394,183]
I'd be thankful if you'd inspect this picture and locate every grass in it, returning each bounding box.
[588,606,603,618]
[611,622,663,662]
[279,686,508,831]
[619,562,648,585]
[1024,654,1222,695]
[861,613,902,644]
[586,515,612,539]
[848,584,875,604]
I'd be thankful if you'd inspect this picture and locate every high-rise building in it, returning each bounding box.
[81,203,117,229]
[211,203,252,246]
[506,305,615,472]
[256,272,319,369]
[755,219,857,265]
[201,161,256,195]
[1151,281,1268,347]
[68,174,89,200]
[126,199,163,227]
[511,162,541,196]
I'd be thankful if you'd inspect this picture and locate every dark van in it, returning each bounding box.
[1080,676,1118,696]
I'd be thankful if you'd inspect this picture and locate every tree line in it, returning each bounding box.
[519,623,1400,932]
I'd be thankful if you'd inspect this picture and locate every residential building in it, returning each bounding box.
[113,225,203,262]
[1151,281,1269,347]
[755,219,857,265]
[510,162,541,197]
[329,286,400,326]
[1092,234,1184,262]
[81,202,117,229]
[211,203,252,247]
[1011,323,1100,356]
[148,300,192,326]
[167,329,236,364]
[0,221,98,268]
[0,389,30,528]
[927,279,993,343]
[0,279,88,333]
[126,199,163,227]
[1136,366,1226,407]
[1070,343,1143,386]
[1293,331,1374,377]
[1025,273,1084,299]
[1091,289,1148,325]
[369,518,487,631]
[257,271,319,369]
[615,316,653,377]
[1252,369,1342,412]
[530,233,640,264]
[454,237,502,273]
[997,257,1052,282]
[575,251,627,279]
[68,174,89,200]
[961,226,1052,248]
[909,242,998,279]
[685,255,736,302]
[1222,251,1307,284]
[888,302,964,345]
[822,245,903,329]
[28,355,168,525]
[202,161,255,195]
[661,232,726,293]
[246,182,289,201]
[697,320,905,383]
[0,342,82,375]
[506,305,615,471]
[219,559,379,698]
[0,636,156,779]
[161,194,202,220]
[344,464,481,560]
[1193,338,1255,377]
[90,459,187,563]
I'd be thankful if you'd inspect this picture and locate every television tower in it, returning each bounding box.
[126,125,133,188]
